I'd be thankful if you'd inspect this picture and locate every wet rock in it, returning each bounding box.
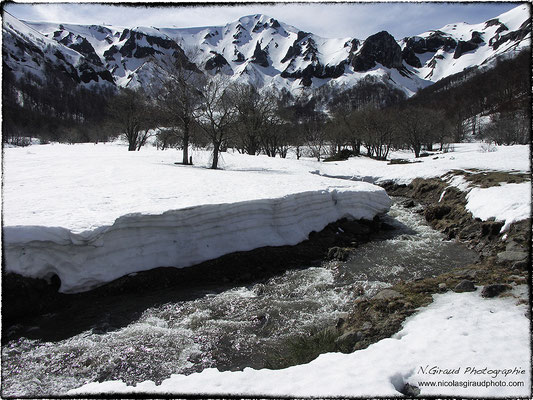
[481,221,504,236]
[497,250,528,263]
[458,268,478,280]
[512,260,528,270]
[424,204,451,221]
[458,223,480,240]
[254,284,265,296]
[335,330,363,352]
[401,383,421,397]
[505,240,526,252]
[362,321,372,331]
[372,289,404,301]
[402,199,416,208]
[454,280,476,293]
[481,284,511,298]
[327,246,351,261]
[322,326,338,338]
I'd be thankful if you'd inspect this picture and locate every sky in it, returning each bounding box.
[3,1,525,39]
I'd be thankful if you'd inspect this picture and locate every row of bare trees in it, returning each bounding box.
[108,50,530,167]
[107,72,454,167]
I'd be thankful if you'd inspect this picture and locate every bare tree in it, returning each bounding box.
[153,51,204,163]
[232,83,279,156]
[358,108,396,160]
[107,88,152,151]
[197,76,237,169]
[302,111,328,161]
[396,107,444,157]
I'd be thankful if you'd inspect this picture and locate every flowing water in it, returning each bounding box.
[1,199,478,397]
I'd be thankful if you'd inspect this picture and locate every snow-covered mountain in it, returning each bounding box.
[2,4,530,95]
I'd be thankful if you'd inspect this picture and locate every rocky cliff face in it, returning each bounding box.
[352,31,403,71]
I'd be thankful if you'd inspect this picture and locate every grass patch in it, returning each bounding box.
[266,327,338,369]
[447,169,529,188]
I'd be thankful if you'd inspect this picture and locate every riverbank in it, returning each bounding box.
[279,173,530,373]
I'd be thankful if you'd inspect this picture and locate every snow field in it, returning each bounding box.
[69,285,530,397]
[466,182,531,231]
[3,143,390,293]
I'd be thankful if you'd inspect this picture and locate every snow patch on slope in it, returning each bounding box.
[466,182,531,231]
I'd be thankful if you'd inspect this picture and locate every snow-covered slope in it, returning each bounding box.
[3,5,529,93]
[2,12,114,86]
[400,4,531,82]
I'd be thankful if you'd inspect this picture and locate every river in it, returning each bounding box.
[1,198,478,397]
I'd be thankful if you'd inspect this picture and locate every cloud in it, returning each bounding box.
[4,2,521,39]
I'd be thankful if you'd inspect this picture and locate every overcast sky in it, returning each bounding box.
[4,1,524,39]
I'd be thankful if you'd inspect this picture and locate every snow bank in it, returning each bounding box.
[3,143,390,293]
[466,182,531,231]
[4,142,529,291]
[69,286,530,397]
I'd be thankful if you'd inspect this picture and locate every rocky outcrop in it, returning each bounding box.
[490,19,531,50]
[453,280,476,292]
[281,31,311,63]
[404,31,457,54]
[481,283,511,298]
[59,33,103,66]
[281,62,346,87]
[205,51,231,72]
[352,31,403,71]
[118,30,183,59]
[78,62,114,84]
[454,32,484,59]
[233,49,245,63]
[402,46,422,68]
[251,41,269,67]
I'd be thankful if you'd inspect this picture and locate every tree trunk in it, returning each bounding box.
[413,144,421,158]
[211,142,220,169]
[182,124,190,165]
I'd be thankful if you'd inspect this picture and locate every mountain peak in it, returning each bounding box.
[3,5,530,93]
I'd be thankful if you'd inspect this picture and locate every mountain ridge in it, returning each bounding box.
[3,5,530,95]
